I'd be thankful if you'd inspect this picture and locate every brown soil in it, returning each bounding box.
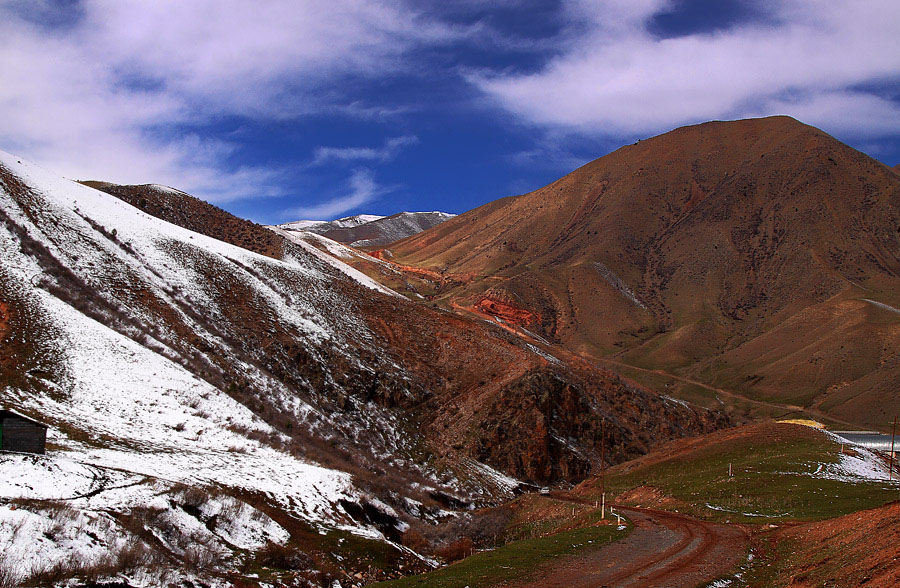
[760,501,900,587]
[0,300,9,342]
[501,506,749,588]
[389,116,900,430]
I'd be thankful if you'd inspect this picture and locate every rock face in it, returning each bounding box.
[279,211,455,247]
[389,116,900,429]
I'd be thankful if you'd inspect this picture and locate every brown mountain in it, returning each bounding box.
[2,152,728,581]
[388,116,900,429]
[64,174,727,486]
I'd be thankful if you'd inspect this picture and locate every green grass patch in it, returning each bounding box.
[594,425,899,524]
[372,521,629,588]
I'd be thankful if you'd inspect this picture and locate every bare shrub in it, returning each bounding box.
[428,506,513,552]
[254,542,312,571]
[114,537,159,571]
[26,553,114,586]
[0,555,22,588]
[400,528,432,555]
[434,538,474,563]
[175,484,212,509]
[182,540,226,572]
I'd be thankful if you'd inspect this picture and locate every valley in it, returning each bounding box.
[2,116,900,587]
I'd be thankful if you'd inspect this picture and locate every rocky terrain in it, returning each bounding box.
[387,116,900,430]
[0,151,721,586]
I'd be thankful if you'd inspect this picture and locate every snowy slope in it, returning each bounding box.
[269,226,401,298]
[0,152,455,583]
[276,211,455,248]
[280,214,384,233]
[349,212,456,247]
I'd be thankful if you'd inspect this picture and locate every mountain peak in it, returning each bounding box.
[277,210,455,248]
[389,117,900,429]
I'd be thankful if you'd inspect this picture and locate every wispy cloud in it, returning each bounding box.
[287,169,393,219]
[472,0,900,138]
[0,1,456,202]
[311,135,419,166]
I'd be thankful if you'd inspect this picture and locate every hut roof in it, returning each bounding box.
[0,410,48,428]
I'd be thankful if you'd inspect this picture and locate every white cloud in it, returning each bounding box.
[473,0,900,138]
[0,1,457,202]
[311,135,419,166]
[3,0,898,208]
[287,169,391,220]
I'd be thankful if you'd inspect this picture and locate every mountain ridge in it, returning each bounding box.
[388,116,900,429]
[278,210,455,248]
[0,149,723,582]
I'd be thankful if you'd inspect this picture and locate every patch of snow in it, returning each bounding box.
[146,184,184,195]
[663,395,690,409]
[862,298,900,315]
[817,430,895,482]
[349,212,456,247]
[594,262,646,310]
[464,459,521,493]
[704,503,792,518]
[523,342,561,365]
[280,214,385,234]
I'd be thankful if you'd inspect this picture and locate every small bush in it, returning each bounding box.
[401,528,432,555]
[182,539,226,572]
[0,555,22,588]
[254,542,312,571]
[176,484,211,509]
[435,538,474,563]
[115,537,159,570]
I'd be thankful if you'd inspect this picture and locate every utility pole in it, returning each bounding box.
[890,414,897,482]
[600,420,606,520]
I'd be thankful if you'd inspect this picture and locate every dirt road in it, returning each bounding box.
[501,506,749,588]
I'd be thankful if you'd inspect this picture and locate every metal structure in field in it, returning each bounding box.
[0,410,48,454]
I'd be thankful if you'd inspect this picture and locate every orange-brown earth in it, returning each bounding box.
[501,506,749,588]
[757,502,900,587]
[0,300,9,341]
[82,174,726,485]
[388,116,900,430]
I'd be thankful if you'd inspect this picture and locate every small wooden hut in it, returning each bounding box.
[0,410,48,454]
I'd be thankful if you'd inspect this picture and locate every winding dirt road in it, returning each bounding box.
[501,506,749,588]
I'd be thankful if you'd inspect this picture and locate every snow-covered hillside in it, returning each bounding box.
[0,152,492,585]
[348,212,456,247]
[280,214,384,233]
[276,211,455,248]
[0,150,725,586]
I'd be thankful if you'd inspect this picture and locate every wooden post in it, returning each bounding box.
[600,419,606,519]
[890,415,897,482]
[729,462,732,477]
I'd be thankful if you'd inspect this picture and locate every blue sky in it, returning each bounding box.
[2,0,899,224]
